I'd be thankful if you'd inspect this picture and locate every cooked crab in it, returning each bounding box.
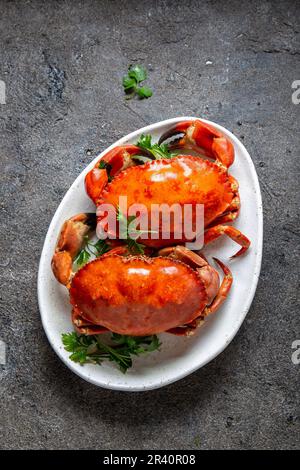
[51,213,232,336]
[85,119,250,257]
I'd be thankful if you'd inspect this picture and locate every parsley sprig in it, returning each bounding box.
[62,332,161,373]
[74,236,111,267]
[137,134,176,160]
[122,65,153,100]
[117,207,156,255]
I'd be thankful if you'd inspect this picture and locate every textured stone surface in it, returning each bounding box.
[0,0,299,450]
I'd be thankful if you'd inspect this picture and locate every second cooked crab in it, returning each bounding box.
[84,119,250,256]
[52,213,232,336]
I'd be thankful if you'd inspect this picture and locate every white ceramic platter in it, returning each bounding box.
[38,116,263,391]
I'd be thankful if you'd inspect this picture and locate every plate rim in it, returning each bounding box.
[37,116,263,391]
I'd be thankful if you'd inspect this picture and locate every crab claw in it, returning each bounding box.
[158,119,234,168]
[51,213,96,287]
[85,167,109,206]
[85,144,153,205]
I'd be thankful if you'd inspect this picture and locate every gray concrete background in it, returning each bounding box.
[0,0,299,450]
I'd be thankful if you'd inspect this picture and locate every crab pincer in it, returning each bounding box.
[158,119,234,168]
[85,144,153,205]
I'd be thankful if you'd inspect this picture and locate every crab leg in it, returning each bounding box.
[84,167,109,206]
[165,321,201,336]
[51,213,96,287]
[208,207,239,226]
[207,177,241,226]
[158,245,208,268]
[72,306,108,335]
[204,224,250,258]
[202,258,233,315]
[51,212,131,287]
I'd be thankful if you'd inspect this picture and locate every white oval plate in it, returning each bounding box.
[38,117,263,391]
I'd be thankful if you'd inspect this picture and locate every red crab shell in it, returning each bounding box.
[97,155,234,246]
[70,254,208,336]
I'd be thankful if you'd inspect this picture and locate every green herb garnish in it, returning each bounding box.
[75,248,91,267]
[74,236,111,267]
[125,237,146,255]
[116,207,156,255]
[99,160,113,182]
[62,332,161,373]
[137,134,176,160]
[122,65,153,100]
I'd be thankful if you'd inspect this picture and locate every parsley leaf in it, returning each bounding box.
[137,134,176,160]
[62,332,81,352]
[122,76,136,91]
[98,160,113,182]
[74,236,111,268]
[62,333,99,365]
[122,65,153,100]
[117,207,154,255]
[138,134,152,148]
[128,64,147,83]
[62,332,161,373]
[136,86,153,98]
[117,207,158,254]
[93,239,111,257]
[126,238,145,255]
[75,248,91,267]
